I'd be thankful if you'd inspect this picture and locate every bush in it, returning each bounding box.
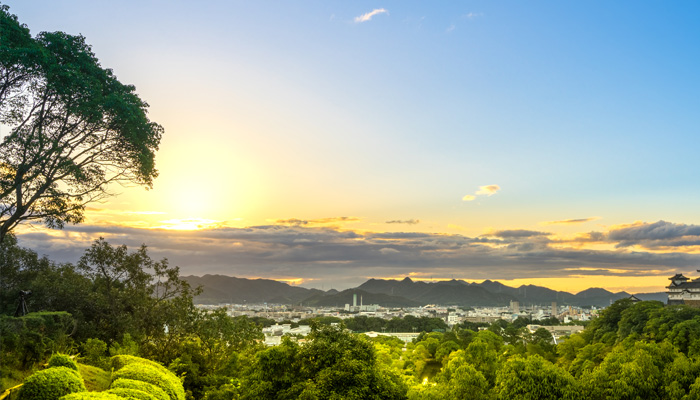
[19,366,86,400]
[107,387,158,400]
[110,379,169,400]
[111,355,170,375]
[81,338,109,370]
[49,354,79,371]
[111,363,184,400]
[60,393,123,399]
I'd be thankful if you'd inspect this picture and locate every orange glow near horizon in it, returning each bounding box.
[373,272,671,295]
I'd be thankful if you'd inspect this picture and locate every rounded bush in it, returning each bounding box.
[107,387,158,400]
[49,353,79,371]
[19,366,86,400]
[110,378,169,400]
[60,393,123,400]
[111,355,169,375]
[111,363,184,400]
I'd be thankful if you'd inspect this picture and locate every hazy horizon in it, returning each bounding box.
[7,1,700,295]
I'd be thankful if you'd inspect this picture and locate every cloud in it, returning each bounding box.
[463,184,500,202]
[543,217,600,225]
[609,220,700,249]
[354,8,388,23]
[386,219,420,225]
[476,184,500,196]
[15,220,700,291]
[275,217,361,226]
[484,229,551,238]
[446,24,455,33]
[462,12,484,19]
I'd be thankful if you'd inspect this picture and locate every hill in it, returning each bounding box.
[182,274,666,307]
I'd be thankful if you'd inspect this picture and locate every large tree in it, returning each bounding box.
[0,5,162,242]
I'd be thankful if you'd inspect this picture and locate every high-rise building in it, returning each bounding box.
[510,300,520,314]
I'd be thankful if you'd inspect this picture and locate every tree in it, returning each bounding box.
[0,6,162,242]
[495,355,578,400]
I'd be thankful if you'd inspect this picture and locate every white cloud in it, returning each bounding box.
[355,8,388,23]
[462,194,476,201]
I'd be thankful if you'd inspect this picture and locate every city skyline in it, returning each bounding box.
[6,1,700,293]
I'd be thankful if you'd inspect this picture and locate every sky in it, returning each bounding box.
[6,1,700,294]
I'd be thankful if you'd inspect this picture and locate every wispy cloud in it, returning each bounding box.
[543,217,600,225]
[476,184,501,196]
[355,8,388,23]
[446,24,455,33]
[462,12,484,19]
[484,229,551,238]
[275,217,361,226]
[463,184,500,201]
[386,219,420,225]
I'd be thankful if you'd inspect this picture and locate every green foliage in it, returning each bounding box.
[59,393,123,400]
[495,355,577,400]
[19,366,86,400]
[48,354,78,371]
[110,379,169,400]
[242,324,407,399]
[106,387,158,400]
[81,339,109,370]
[583,298,634,344]
[109,333,139,357]
[111,362,185,400]
[76,363,111,392]
[0,4,163,241]
[0,312,75,369]
[581,341,677,399]
[111,355,170,376]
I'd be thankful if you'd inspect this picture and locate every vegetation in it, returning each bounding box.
[18,366,85,400]
[0,5,163,242]
[6,4,700,400]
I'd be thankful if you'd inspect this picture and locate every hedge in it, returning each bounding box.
[110,378,169,400]
[60,393,123,399]
[48,354,79,371]
[107,387,158,400]
[110,355,170,376]
[111,363,184,400]
[19,366,86,400]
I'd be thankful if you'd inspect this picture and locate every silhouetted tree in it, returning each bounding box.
[0,5,162,242]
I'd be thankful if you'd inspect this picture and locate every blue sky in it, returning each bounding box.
[6,1,700,292]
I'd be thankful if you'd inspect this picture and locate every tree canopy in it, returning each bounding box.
[0,5,162,242]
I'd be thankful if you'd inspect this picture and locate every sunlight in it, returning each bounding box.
[154,218,223,231]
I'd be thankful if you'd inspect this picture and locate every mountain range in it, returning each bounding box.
[181,275,667,308]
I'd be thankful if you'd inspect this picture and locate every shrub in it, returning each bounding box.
[107,387,158,400]
[111,363,184,400]
[81,338,109,370]
[111,355,170,375]
[49,354,79,371]
[60,393,123,399]
[19,366,86,400]
[111,378,169,400]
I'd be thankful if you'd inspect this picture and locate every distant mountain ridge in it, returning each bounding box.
[182,274,666,307]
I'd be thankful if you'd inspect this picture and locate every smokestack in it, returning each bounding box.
[353,293,357,307]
